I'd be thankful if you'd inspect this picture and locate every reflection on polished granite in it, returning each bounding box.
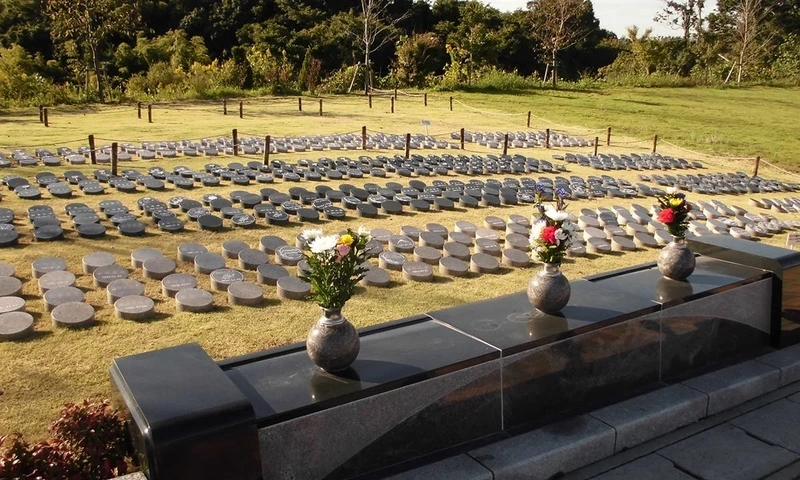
[590,256,769,307]
[428,280,661,355]
[225,316,500,425]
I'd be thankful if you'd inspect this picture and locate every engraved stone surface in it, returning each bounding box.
[51,302,95,328]
[161,273,197,297]
[175,288,214,312]
[43,286,84,312]
[107,279,145,304]
[402,261,434,282]
[210,268,245,291]
[0,277,23,297]
[114,295,155,320]
[360,266,392,287]
[470,253,500,273]
[131,248,163,268]
[0,296,25,314]
[256,264,290,286]
[93,264,129,288]
[142,257,177,280]
[276,276,311,300]
[38,271,75,294]
[82,252,115,273]
[228,282,264,306]
[194,252,226,274]
[275,246,304,266]
[0,311,34,340]
[439,257,469,277]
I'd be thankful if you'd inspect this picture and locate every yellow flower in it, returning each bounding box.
[338,234,354,246]
[669,198,684,208]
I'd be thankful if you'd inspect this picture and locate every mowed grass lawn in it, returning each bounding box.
[0,87,798,441]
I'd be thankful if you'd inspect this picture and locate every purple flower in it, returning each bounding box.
[535,183,544,192]
[556,188,568,198]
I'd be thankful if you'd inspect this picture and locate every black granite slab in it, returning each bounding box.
[109,343,260,480]
[428,279,660,356]
[224,316,500,427]
[590,256,769,308]
[689,235,800,347]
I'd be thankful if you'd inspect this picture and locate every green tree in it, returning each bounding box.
[46,0,139,101]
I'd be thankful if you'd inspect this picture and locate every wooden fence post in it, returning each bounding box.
[88,135,97,165]
[391,97,395,114]
[368,94,372,109]
[460,128,465,150]
[405,133,411,159]
[546,128,550,149]
[111,142,118,176]
[653,135,658,153]
[502,134,509,156]
[362,126,367,150]
[223,99,227,115]
[43,108,49,127]
[527,111,531,128]
[449,96,453,111]
[137,102,142,119]
[594,137,599,156]
[39,105,43,123]
[319,99,323,116]
[754,156,761,177]
[607,127,611,146]
[263,136,271,165]
[298,97,303,111]
[424,93,427,107]
[239,101,243,118]
[148,104,152,123]
[232,129,239,156]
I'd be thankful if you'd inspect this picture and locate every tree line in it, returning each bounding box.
[0,0,797,106]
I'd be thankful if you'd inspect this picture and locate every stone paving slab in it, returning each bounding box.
[469,415,615,480]
[730,399,800,455]
[658,423,798,480]
[757,344,800,387]
[383,454,492,480]
[590,384,708,453]
[682,361,781,415]
[591,454,696,480]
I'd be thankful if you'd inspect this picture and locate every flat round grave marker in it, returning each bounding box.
[378,251,406,271]
[439,257,469,277]
[389,235,415,253]
[633,232,658,248]
[38,270,76,294]
[210,269,244,291]
[31,257,66,279]
[238,248,269,270]
[426,223,449,238]
[370,228,393,244]
[476,238,502,257]
[33,225,63,241]
[276,276,311,300]
[0,312,34,340]
[161,273,197,297]
[175,288,214,313]
[0,295,24,314]
[443,242,471,261]
[360,266,391,287]
[322,206,346,220]
[194,252,226,274]
[256,264,290,286]
[586,237,612,254]
[51,302,94,329]
[567,244,587,258]
[275,246,304,266]
[131,248,163,268]
[43,286,84,312]
[611,236,637,252]
[455,220,478,237]
[198,215,223,231]
[142,257,176,280]
[93,264,129,288]
[502,249,531,267]
[413,246,442,265]
[178,243,207,262]
[470,253,500,273]
[259,236,288,255]
[484,216,506,231]
[0,263,13,278]
[115,295,155,320]
[402,261,434,282]
[82,252,115,274]
[222,240,250,259]
[228,282,264,306]
[266,210,290,225]
[419,231,445,249]
[118,220,146,236]
[107,279,145,304]
[448,231,473,246]
[504,233,529,251]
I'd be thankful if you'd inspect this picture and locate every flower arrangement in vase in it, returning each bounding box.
[299,227,371,372]
[527,186,577,314]
[655,188,696,281]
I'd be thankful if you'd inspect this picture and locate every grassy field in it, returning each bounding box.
[0,87,798,441]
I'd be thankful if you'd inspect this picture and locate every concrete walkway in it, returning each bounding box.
[564,379,800,480]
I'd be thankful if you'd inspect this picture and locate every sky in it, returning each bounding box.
[485,0,717,38]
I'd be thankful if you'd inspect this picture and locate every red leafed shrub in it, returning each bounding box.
[0,400,133,480]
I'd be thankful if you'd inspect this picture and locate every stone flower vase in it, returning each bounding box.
[657,236,696,281]
[527,263,571,314]
[307,307,360,373]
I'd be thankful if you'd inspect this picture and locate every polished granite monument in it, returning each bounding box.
[111,240,784,480]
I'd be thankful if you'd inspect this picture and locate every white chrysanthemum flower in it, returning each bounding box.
[530,219,547,244]
[666,186,677,194]
[544,205,569,222]
[309,235,339,254]
[357,226,370,237]
[302,228,323,241]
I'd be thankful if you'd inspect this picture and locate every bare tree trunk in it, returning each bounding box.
[364,15,371,94]
[552,49,558,88]
[89,43,105,102]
